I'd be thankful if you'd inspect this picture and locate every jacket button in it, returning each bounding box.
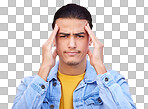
[50,104,54,109]
[41,85,45,89]
[98,97,102,103]
[105,77,108,82]
[53,82,57,86]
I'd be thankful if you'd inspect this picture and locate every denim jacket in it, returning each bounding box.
[12,60,136,109]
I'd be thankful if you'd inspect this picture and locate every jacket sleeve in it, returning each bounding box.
[12,75,49,109]
[95,70,137,109]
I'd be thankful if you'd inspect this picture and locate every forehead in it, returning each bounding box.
[55,18,88,32]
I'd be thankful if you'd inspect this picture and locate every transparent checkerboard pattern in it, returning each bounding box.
[0,0,148,109]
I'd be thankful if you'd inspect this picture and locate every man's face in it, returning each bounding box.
[55,18,91,65]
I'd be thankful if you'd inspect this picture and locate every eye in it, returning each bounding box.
[77,35,84,38]
[60,36,67,38]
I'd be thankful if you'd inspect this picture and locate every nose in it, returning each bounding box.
[68,36,76,49]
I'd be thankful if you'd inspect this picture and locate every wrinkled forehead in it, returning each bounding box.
[55,18,88,33]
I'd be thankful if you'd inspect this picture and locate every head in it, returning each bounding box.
[52,3,93,66]
[52,3,93,30]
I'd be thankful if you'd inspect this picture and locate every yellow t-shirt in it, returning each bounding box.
[57,70,85,109]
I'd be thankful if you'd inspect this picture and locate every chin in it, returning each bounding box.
[59,54,87,65]
[64,58,80,65]
[66,61,80,66]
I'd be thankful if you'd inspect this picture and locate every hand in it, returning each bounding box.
[38,24,59,81]
[41,24,58,68]
[85,23,107,74]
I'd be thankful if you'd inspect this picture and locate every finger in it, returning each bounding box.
[50,24,59,41]
[87,49,93,58]
[45,24,59,46]
[85,24,104,48]
[84,24,98,44]
[52,49,58,59]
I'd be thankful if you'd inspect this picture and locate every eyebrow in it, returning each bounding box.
[59,32,85,36]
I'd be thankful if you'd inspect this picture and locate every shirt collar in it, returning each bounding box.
[47,60,98,83]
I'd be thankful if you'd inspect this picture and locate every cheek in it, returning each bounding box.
[56,41,66,52]
[56,39,64,47]
[79,38,89,46]
[78,41,89,51]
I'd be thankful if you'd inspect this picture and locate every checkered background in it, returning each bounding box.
[0,0,148,109]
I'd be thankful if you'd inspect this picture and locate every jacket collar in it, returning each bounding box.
[84,60,98,83]
[47,60,98,83]
[47,61,59,82]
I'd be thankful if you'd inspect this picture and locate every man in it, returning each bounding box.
[12,3,136,109]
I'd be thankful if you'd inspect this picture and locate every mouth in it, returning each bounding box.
[64,51,80,56]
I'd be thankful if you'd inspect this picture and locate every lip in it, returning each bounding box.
[65,52,79,56]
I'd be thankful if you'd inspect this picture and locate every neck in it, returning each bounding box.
[58,58,87,76]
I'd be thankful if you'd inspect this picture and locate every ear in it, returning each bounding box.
[89,37,92,46]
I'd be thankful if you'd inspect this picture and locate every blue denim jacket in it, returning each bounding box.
[12,60,136,109]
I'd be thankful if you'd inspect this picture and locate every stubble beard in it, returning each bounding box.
[66,60,80,66]
[65,55,87,66]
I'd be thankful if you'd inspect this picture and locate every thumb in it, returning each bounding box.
[52,49,58,59]
[87,49,93,58]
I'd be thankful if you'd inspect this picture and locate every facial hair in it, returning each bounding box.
[66,61,80,66]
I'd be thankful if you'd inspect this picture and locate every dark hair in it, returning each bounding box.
[52,3,93,29]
